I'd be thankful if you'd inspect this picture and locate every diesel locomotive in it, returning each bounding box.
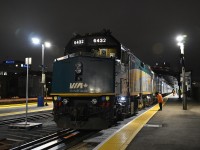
[51,30,172,129]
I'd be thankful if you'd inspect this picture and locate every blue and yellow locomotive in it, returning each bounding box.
[51,30,172,129]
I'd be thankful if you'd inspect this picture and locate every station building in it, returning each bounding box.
[0,60,52,99]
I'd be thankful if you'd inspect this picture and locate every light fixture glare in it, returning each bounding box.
[32,37,40,45]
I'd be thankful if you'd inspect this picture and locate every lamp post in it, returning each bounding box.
[25,57,32,124]
[176,35,187,110]
[32,38,51,106]
[9,57,42,128]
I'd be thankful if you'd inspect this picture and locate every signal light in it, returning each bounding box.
[106,96,110,101]
[102,96,106,101]
[54,96,58,100]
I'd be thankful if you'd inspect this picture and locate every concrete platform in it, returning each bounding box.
[93,95,200,150]
[0,97,52,105]
[0,102,53,118]
[126,98,200,150]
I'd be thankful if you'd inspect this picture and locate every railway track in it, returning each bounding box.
[0,111,97,150]
[0,111,53,126]
[0,128,96,150]
[10,128,79,150]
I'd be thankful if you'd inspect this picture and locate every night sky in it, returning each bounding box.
[1,0,200,81]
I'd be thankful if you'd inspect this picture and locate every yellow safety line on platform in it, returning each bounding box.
[95,95,170,150]
[0,107,52,117]
[0,103,37,108]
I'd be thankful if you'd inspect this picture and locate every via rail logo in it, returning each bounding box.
[69,82,88,89]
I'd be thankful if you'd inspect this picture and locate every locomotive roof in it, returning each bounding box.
[72,29,113,38]
[64,29,121,55]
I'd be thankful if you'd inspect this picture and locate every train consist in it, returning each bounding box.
[51,30,173,129]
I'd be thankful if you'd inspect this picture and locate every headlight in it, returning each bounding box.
[120,96,125,101]
[75,68,82,74]
[89,87,94,93]
[75,62,82,74]
[63,98,69,104]
[75,62,82,68]
[91,99,98,104]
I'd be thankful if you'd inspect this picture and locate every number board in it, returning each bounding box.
[73,39,85,46]
[72,36,118,47]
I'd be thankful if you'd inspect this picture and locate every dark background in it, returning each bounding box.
[1,0,200,81]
